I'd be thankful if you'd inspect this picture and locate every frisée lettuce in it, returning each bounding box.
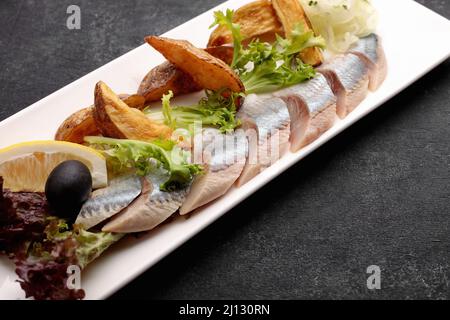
[85,136,203,191]
[0,178,122,300]
[210,9,326,93]
[15,220,123,300]
[146,89,242,133]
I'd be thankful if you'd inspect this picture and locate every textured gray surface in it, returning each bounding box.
[0,0,449,299]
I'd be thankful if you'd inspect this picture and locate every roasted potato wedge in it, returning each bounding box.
[55,94,147,143]
[208,0,284,47]
[94,81,172,141]
[204,46,234,66]
[138,46,234,103]
[146,36,244,93]
[55,107,100,144]
[120,94,146,110]
[138,61,201,103]
[272,0,323,66]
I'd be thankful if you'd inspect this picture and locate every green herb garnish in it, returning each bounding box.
[210,9,326,93]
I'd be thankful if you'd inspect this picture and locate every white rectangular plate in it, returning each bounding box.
[0,0,449,300]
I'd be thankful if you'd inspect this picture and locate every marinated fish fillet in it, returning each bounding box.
[318,54,369,119]
[102,170,189,233]
[75,174,142,230]
[349,34,387,91]
[273,74,337,151]
[236,94,291,186]
[179,128,247,215]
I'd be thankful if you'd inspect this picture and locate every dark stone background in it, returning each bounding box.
[0,0,448,299]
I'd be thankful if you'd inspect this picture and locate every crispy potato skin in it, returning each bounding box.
[207,0,322,66]
[120,94,146,110]
[55,107,100,144]
[272,0,323,66]
[146,36,244,93]
[204,46,234,66]
[55,94,147,143]
[138,46,234,103]
[208,0,284,47]
[138,61,202,103]
[94,81,172,141]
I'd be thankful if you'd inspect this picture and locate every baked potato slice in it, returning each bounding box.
[138,46,234,103]
[208,0,284,47]
[120,94,146,110]
[55,107,100,144]
[55,94,147,143]
[94,81,172,141]
[272,0,323,66]
[204,46,234,66]
[145,36,244,93]
[138,61,201,103]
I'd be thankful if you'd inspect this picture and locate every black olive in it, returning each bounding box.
[45,160,92,220]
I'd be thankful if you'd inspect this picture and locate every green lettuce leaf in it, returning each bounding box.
[74,227,123,269]
[12,217,122,300]
[210,9,243,68]
[147,90,241,133]
[210,10,326,93]
[85,136,203,191]
[42,219,123,268]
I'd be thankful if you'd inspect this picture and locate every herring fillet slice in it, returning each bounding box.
[102,171,189,233]
[75,174,142,230]
[318,54,370,119]
[236,94,291,186]
[179,128,247,215]
[349,34,387,91]
[273,74,337,151]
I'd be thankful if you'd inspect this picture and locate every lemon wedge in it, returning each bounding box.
[0,140,107,192]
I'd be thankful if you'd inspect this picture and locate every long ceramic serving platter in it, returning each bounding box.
[0,0,449,299]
